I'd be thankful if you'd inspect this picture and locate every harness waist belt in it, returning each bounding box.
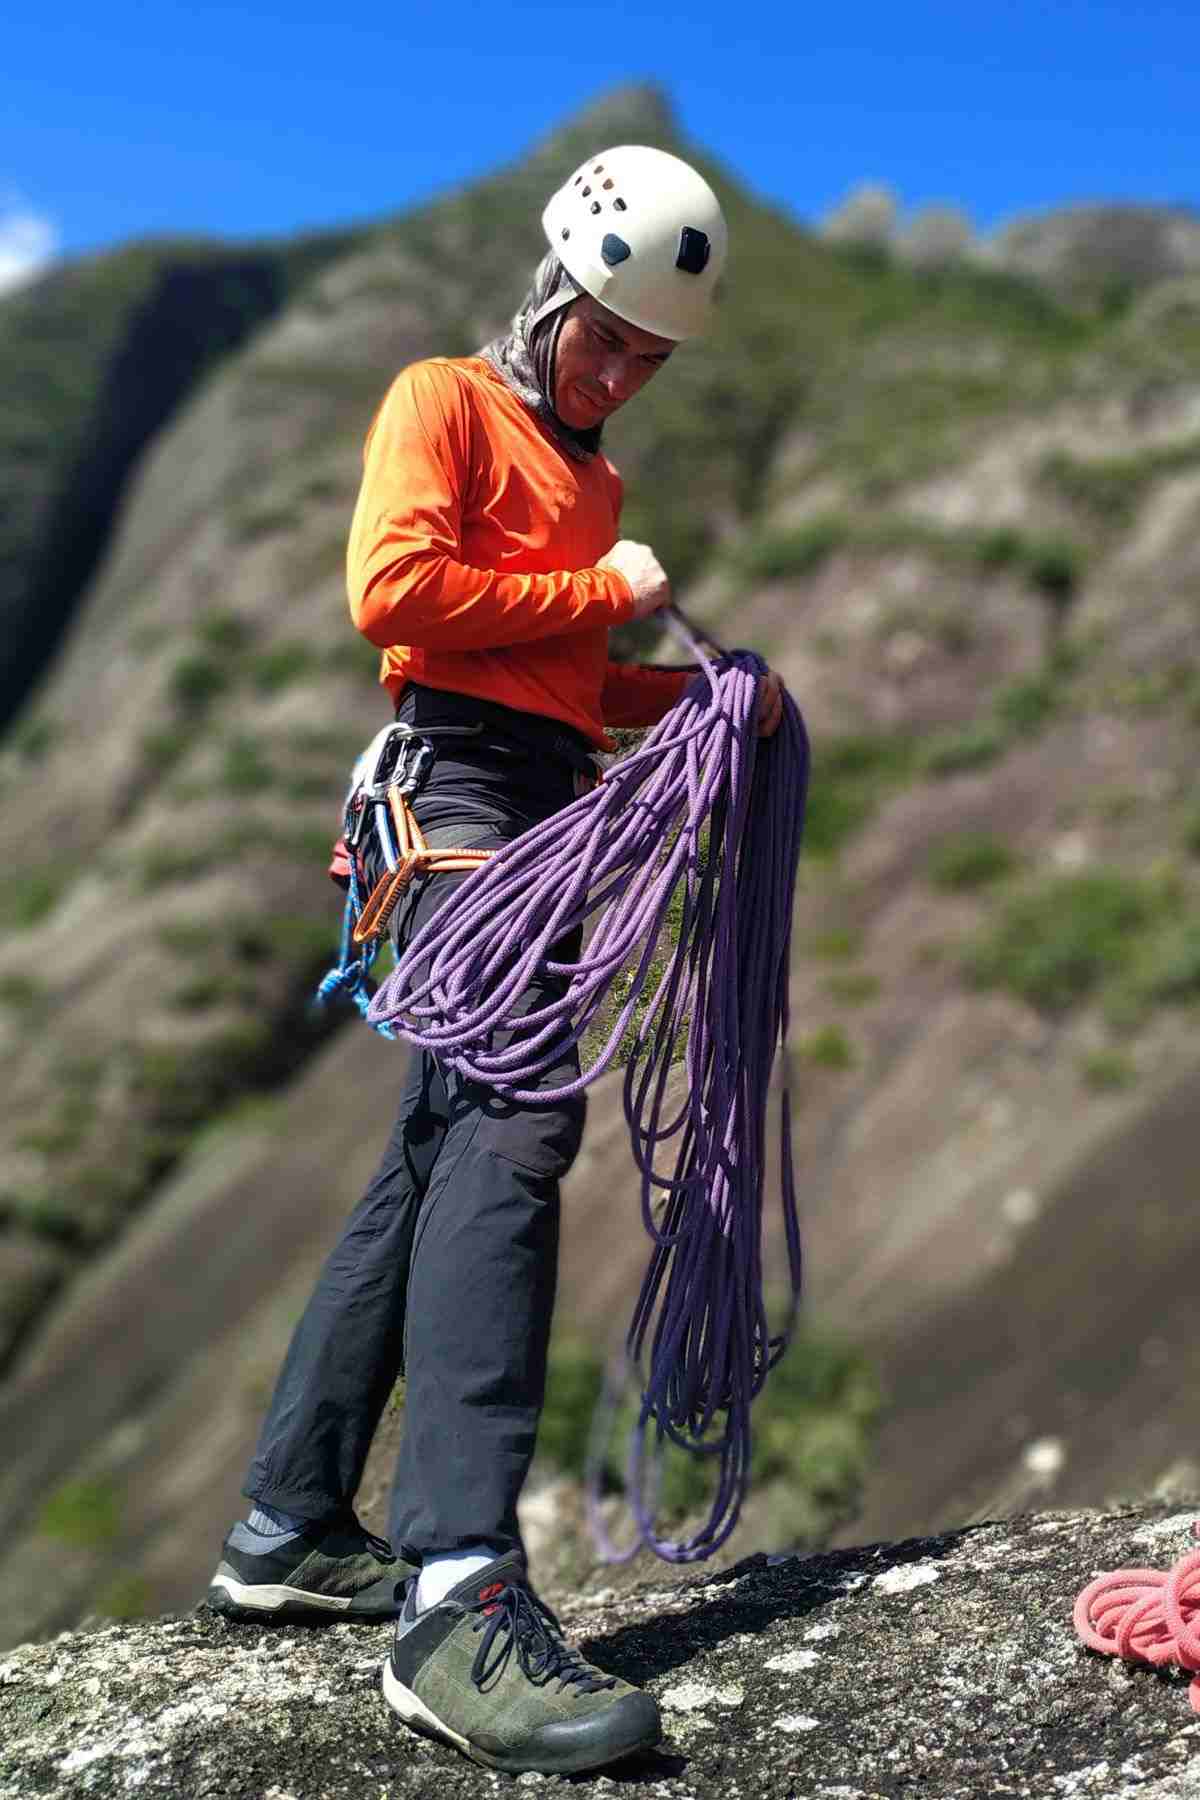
[395,683,599,781]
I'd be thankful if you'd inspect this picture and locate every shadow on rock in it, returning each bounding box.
[580,1524,985,1686]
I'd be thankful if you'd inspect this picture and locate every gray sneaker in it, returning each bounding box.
[382,1555,661,1775]
[207,1513,415,1621]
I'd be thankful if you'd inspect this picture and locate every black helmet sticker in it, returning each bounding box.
[601,233,632,267]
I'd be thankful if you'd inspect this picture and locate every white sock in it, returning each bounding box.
[416,1545,496,1612]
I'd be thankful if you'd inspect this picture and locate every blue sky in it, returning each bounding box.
[3,0,1197,289]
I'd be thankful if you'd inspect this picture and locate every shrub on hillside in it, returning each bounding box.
[964,871,1153,1012]
[929,833,1018,891]
[168,653,228,714]
[919,722,1007,777]
[736,516,850,583]
[538,1325,881,1549]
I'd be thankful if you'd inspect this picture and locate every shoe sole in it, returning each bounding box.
[380,1657,660,1775]
[207,1567,397,1622]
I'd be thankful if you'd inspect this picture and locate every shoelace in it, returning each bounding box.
[337,1512,394,1564]
[469,1583,615,1696]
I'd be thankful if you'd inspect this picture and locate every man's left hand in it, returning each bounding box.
[756,669,785,738]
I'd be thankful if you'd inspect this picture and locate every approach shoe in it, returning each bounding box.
[382,1553,661,1775]
[206,1512,415,1621]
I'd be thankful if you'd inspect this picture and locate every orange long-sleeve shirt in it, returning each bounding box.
[347,355,691,749]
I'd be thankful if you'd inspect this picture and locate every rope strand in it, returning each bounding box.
[1074,1526,1200,1711]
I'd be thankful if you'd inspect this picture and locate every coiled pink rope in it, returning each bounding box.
[1074,1525,1200,1711]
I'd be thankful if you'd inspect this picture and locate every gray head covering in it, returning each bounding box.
[478,251,603,462]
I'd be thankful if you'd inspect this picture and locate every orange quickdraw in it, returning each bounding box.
[351,788,495,946]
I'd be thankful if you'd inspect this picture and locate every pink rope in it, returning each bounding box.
[1073,1525,1200,1711]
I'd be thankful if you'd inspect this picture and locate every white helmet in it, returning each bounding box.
[542,146,727,342]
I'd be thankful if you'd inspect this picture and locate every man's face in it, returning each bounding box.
[552,295,675,430]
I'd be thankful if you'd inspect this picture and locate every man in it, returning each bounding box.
[207,145,783,1776]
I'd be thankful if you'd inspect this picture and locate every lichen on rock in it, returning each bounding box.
[4,1506,1200,1798]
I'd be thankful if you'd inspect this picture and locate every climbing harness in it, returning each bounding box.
[1074,1523,1200,1711]
[327,606,809,1562]
[315,719,497,1033]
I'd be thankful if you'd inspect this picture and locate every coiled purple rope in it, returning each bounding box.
[368,612,809,1560]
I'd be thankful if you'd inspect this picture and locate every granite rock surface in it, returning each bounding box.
[5,1506,1200,1799]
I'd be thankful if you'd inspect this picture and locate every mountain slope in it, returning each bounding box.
[0,229,362,729]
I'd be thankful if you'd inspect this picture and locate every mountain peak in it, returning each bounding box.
[981,199,1200,297]
[529,81,681,175]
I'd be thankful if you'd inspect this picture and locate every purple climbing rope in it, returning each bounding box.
[368,612,809,1560]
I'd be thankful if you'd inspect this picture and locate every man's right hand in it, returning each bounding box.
[598,539,671,621]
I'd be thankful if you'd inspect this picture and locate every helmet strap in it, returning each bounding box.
[528,284,579,331]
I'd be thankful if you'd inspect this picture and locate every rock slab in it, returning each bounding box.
[4,1507,1200,1799]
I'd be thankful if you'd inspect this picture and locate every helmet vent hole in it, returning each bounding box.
[573,175,583,186]
[590,201,601,215]
[593,164,604,173]
[602,178,614,190]
[581,185,591,197]
[561,228,570,241]
[613,197,627,211]
[601,232,632,267]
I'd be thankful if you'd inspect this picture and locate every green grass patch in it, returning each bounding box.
[1080,1048,1137,1092]
[168,653,229,714]
[228,503,295,542]
[929,832,1018,892]
[139,723,198,775]
[15,1097,95,1156]
[539,1323,881,1547]
[156,918,220,956]
[919,721,1007,777]
[0,971,43,1008]
[1024,537,1083,608]
[964,870,1156,1012]
[0,867,67,930]
[804,731,916,856]
[824,970,881,1005]
[168,976,226,1013]
[1041,436,1200,530]
[195,610,254,654]
[9,714,59,762]
[38,1477,121,1549]
[993,673,1061,733]
[272,913,342,963]
[249,640,317,694]
[1097,791,1140,826]
[730,512,1086,619]
[94,1574,154,1621]
[801,1024,857,1068]
[137,844,219,891]
[1108,665,1200,717]
[325,637,384,681]
[1126,921,1200,1007]
[808,926,864,961]
[220,734,274,793]
[734,516,851,582]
